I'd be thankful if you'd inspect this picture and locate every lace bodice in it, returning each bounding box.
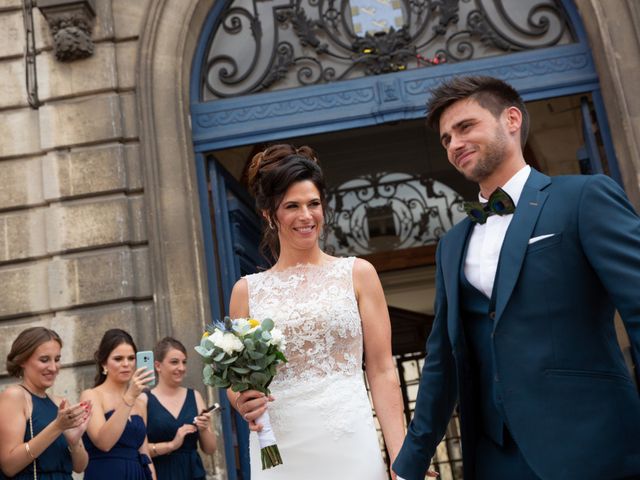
[245,257,380,442]
[245,257,363,391]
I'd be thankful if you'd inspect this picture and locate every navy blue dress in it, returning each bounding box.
[83,411,152,480]
[6,392,73,480]
[146,389,206,480]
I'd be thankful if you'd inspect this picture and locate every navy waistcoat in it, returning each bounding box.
[459,265,506,446]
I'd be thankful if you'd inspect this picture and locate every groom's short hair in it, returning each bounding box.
[426,75,530,149]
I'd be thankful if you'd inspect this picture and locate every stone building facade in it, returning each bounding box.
[0,0,639,478]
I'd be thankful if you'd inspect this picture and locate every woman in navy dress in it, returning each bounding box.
[143,338,216,480]
[81,329,156,480]
[0,327,90,480]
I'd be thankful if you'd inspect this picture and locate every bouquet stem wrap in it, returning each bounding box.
[256,410,282,469]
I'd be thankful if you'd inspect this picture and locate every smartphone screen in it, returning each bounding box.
[136,350,156,387]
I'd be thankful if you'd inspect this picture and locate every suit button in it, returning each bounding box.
[494,374,499,382]
[489,311,496,320]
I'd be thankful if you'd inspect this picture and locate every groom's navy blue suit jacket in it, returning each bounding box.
[393,169,640,480]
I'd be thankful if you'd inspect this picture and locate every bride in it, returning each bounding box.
[227,144,405,478]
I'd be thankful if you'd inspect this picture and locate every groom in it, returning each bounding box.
[392,76,640,480]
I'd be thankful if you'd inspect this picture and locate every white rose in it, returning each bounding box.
[269,328,285,349]
[210,329,224,347]
[218,332,244,355]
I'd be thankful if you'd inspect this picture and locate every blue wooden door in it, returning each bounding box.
[208,157,268,480]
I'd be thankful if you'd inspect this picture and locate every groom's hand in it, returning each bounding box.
[236,390,274,432]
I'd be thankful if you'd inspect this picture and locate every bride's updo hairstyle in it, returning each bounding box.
[247,144,326,259]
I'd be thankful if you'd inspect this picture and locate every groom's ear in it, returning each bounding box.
[504,106,523,136]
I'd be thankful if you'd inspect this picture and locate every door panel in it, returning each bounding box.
[208,157,268,480]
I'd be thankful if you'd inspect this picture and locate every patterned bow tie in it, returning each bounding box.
[464,187,516,224]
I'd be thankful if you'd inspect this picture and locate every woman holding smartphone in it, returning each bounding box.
[80,329,156,480]
[142,337,216,480]
[0,327,91,480]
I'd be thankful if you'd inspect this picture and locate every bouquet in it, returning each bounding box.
[195,316,287,469]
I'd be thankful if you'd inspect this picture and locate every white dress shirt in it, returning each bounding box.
[464,165,531,298]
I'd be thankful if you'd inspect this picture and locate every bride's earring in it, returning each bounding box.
[267,218,275,230]
[102,367,108,375]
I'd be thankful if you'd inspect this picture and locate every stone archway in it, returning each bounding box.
[135,0,227,474]
[136,0,215,356]
[134,1,640,477]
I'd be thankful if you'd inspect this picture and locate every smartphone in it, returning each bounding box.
[136,350,156,387]
[193,403,220,423]
[200,403,220,414]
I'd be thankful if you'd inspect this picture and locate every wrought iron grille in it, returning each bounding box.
[201,0,573,99]
[367,353,464,479]
[321,172,466,256]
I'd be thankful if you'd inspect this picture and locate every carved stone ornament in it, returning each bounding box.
[38,0,96,62]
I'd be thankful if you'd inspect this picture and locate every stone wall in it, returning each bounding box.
[0,0,156,396]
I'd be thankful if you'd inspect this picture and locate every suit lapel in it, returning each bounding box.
[442,219,474,347]
[494,169,551,322]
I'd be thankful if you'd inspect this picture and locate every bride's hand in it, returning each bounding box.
[235,390,274,432]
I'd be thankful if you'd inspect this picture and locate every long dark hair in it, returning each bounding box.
[247,144,327,259]
[93,329,137,386]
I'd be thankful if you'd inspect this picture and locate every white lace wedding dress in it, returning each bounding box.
[244,257,388,479]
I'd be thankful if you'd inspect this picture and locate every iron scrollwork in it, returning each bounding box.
[202,0,572,100]
[321,172,466,256]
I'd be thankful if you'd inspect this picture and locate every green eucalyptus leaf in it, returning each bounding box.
[194,345,211,357]
[212,377,230,388]
[261,318,274,331]
[221,355,238,365]
[250,372,268,387]
[247,349,265,360]
[230,366,250,374]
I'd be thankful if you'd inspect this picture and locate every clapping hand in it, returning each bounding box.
[63,400,92,446]
[55,399,90,431]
